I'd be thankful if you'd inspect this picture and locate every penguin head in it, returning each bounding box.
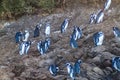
[65,18,69,22]
[25,30,29,33]
[66,63,71,67]
[77,59,82,64]
[98,31,104,36]
[113,27,119,31]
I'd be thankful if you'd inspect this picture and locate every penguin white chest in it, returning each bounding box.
[98,35,104,45]
[45,26,50,36]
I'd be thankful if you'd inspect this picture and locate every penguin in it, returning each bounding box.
[22,30,30,42]
[49,64,59,76]
[25,41,31,54]
[44,38,51,51]
[112,57,120,71]
[113,27,120,37]
[77,27,82,40]
[66,63,75,80]
[19,41,31,55]
[15,31,23,43]
[66,63,73,74]
[74,59,82,76]
[37,41,44,55]
[71,26,78,41]
[61,18,69,33]
[70,35,78,48]
[104,0,112,11]
[34,25,40,38]
[95,10,104,24]
[89,13,97,24]
[45,22,50,37]
[19,42,26,55]
[93,31,104,46]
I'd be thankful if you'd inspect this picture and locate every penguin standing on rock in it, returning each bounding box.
[37,41,44,55]
[34,24,42,38]
[74,59,82,76]
[25,41,31,54]
[15,31,23,43]
[72,26,82,41]
[44,38,51,50]
[76,27,82,40]
[112,57,120,71]
[113,27,120,37]
[104,0,112,11]
[95,10,104,24]
[19,41,31,55]
[45,22,50,37]
[61,18,69,33]
[66,63,75,80]
[49,64,59,76]
[22,30,30,42]
[89,13,97,24]
[93,31,104,46]
[70,35,78,48]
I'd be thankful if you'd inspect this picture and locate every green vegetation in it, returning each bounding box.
[0,0,58,19]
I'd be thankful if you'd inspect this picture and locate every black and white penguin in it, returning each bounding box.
[19,41,31,55]
[93,31,104,46]
[70,35,78,48]
[45,22,50,37]
[15,31,23,43]
[34,24,41,38]
[113,27,120,37]
[22,30,30,42]
[95,10,104,24]
[66,63,75,80]
[104,0,112,11]
[49,64,59,76]
[74,59,82,76]
[72,26,82,40]
[112,57,120,71]
[37,41,44,55]
[61,18,69,33]
[89,13,97,24]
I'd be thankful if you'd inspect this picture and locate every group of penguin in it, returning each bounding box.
[15,22,51,55]
[49,59,82,80]
[14,0,120,79]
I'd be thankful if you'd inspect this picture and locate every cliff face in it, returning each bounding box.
[0,0,120,80]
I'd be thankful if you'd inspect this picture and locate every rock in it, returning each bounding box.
[76,76,88,80]
[81,63,93,72]
[87,71,103,80]
[0,67,11,80]
[100,52,115,63]
[88,46,106,58]
[100,52,115,67]
[92,54,101,65]
[93,67,104,76]
[91,46,106,53]
[103,67,113,76]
